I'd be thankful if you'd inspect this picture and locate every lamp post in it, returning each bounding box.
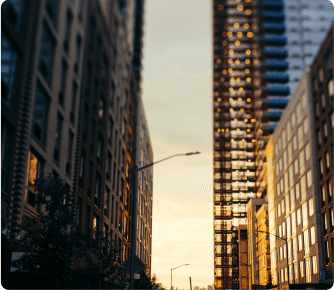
[256,230,289,286]
[130,152,200,289]
[171,264,190,290]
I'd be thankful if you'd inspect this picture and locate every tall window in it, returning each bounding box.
[32,83,50,145]
[63,10,73,53]
[323,122,328,143]
[299,261,304,278]
[66,131,74,175]
[104,187,110,219]
[95,174,101,208]
[328,79,334,103]
[1,32,18,110]
[107,152,112,181]
[82,105,89,142]
[317,130,322,149]
[308,198,314,216]
[53,113,63,162]
[79,151,85,189]
[58,60,67,107]
[97,134,103,166]
[1,122,12,192]
[26,150,43,210]
[325,151,330,173]
[319,158,324,179]
[305,258,311,282]
[39,23,55,85]
[70,81,77,123]
[74,35,81,74]
[112,162,117,190]
[92,214,99,240]
[321,185,326,207]
[98,97,105,126]
[310,226,315,245]
[45,0,59,27]
[327,180,332,202]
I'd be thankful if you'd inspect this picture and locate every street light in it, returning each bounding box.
[256,230,289,286]
[130,152,200,289]
[171,264,190,290]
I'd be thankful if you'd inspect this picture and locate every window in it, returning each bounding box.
[107,152,112,181]
[315,102,320,118]
[306,169,312,188]
[280,178,284,194]
[310,226,315,245]
[70,81,77,123]
[1,122,12,192]
[26,150,43,210]
[294,159,298,175]
[1,31,18,109]
[95,174,101,208]
[63,10,73,53]
[279,157,283,171]
[321,93,326,108]
[321,185,326,207]
[74,35,81,74]
[276,163,279,176]
[66,131,74,175]
[312,256,318,274]
[317,130,322,149]
[90,120,96,153]
[282,130,287,148]
[278,137,282,151]
[305,257,311,282]
[283,150,287,171]
[298,234,303,251]
[82,105,89,142]
[98,97,105,126]
[108,118,114,145]
[303,118,309,134]
[281,199,285,214]
[297,103,302,124]
[325,241,330,265]
[323,212,328,232]
[299,261,304,277]
[39,23,55,85]
[318,67,324,82]
[97,134,103,166]
[328,79,334,102]
[305,143,311,161]
[92,214,99,240]
[292,214,296,235]
[319,158,324,179]
[285,194,290,213]
[112,162,117,190]
[298,126,303,149]
[86,205,90,232]
[77,197,82,229]
[308,198,314,216]
[79,151,85,189]
[58,60,67,107]
[104,187,110,219]
[293,135,297,150]
[323,122,328,142]
[287,121,292,140]
[300,175,306,200]
[53,113,63,162]
[284,172,289,193]
[295,182,300,199]
[325,151,330,173]
[302,202,308,227]
[297,208,301,225]
[290,187,295,210]
[288,143,293,164]
[88,162,94,199]
[299,149,305,175]
[32,83,50,145]
[45,0,59,27]
[277,183,280,196]
[282,221,286,237]
[294,263,299,279]
[327,180,332,202]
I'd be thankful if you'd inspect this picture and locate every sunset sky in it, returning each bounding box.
[141,1,213,289]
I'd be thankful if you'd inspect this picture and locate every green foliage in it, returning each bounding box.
[134,266,162,289]
[10,175,127,289]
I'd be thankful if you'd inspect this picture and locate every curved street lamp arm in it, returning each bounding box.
[137,152,200,171]
[255,230,287,242]
[172,263,190,271]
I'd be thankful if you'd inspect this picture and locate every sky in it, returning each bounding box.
[141,1,213,289]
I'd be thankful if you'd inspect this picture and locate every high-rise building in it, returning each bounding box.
[1,0,153,280]
[309,23,333,284]
[268,68,325,286]
[283,0,333,93]
[212,1,289,288]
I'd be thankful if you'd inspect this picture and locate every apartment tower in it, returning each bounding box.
[212,0,290,288]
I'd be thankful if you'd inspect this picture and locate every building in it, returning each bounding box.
[283,0,333,93]
[1,0,153,278]
[269,67,325,285]
[212,1,289,288]
[309,23,334,284]
[237,224,249,290]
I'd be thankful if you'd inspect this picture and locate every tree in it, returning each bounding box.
[10,175,127,289]
[134,266,163,289]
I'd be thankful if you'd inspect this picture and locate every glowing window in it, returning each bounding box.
[224,50,228,55]
[247,129,250,132]
[234,119,237,122]
[254,59,259,64]
[231,78,235,81]
[218,4,224,10]
[244,23,249,29]
[244,119,248,122]
[252,23,257,29]
[228,68,233,73]
[245,69,250,73]
[245,59,250,64]
[236,78,240,82]
[237,128,240,131]
[217,59,221,64]
[223,70,227,74]
[229,88,233,92]
[252,50,257,55]
[239,87,244,91]
[246,78,251,82]
[237,5,244,11]
[237,32,243,37]
[246,50,251,55]
[228,59,233,64]
[240,108,244,112]
[245,0,251,2]
[217,129,220,132]
[222,40,228,46]
[222,32,227,37]
[229,98,233,101]
[245,9,251,15]
[227,31,233,37]
[226,129,229,132]
[247,32,254,37]
[229,50,234,55]
[217,98,221,102]
[220,78,225,82]
[235,59,240,64]
[217,108,221,112]
[238,98,242,101]
[247,98,251,102]
[235,40,241,46]
[234,23,240,28]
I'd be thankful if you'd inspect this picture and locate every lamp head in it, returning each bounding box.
[185,151,201,156]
